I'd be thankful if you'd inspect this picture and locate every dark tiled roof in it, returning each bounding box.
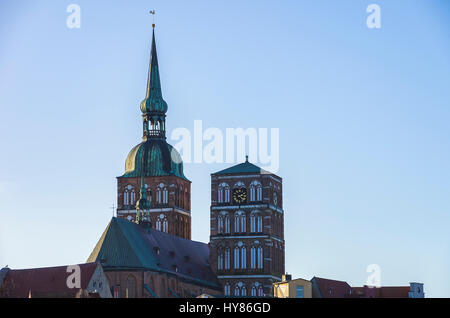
[311,276,354,298]
[0,263,98,298]
[87,217,220,290]
[213,160,267,175]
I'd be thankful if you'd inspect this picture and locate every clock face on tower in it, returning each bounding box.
[232,188,247,205]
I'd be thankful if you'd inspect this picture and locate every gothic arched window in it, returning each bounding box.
[130,189,136,205]
[258,286,264,296]
[224,214,230,234]
[217,215,224,234]
[234,211,246,233]
[163,187,168,204]
[218,183,230,203]
[241,285,247,296]
[163,218,168,233]
[217,249,224,270]
[257,246,264,269]
[234,246,240,269]
[241,246,247,269]
[224,283,231,296]
[250,246,256,269]
[124,189,129,206]
[251,286,257,296]
[156,219,162,231]
[224,248,230,270]
[257,215,263,233]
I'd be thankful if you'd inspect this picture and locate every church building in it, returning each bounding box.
[87,25,221,297]
[88,21,285,298]
[115,26,191,240]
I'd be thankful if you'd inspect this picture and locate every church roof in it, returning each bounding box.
[120,139,188,181]
[213,157,269,175]
[87,217,220,290]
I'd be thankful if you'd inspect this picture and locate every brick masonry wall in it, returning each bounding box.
[105,270,221,298]
[209,173,285,296]
[116,175,191,239]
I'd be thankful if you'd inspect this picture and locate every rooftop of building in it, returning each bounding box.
[0,263,99,298]
[87,217,221,290]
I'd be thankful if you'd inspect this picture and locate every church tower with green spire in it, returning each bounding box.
[116,25,192,240]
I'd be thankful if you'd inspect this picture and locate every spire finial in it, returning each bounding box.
[245,155,249,162]
[150,10,156,28]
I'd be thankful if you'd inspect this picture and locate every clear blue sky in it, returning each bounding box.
[0,0,449,297]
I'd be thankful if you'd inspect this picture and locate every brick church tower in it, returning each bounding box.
[209,157,285,296]
[116,27,191,240]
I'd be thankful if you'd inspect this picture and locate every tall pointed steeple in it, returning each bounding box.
[140,26,168,141]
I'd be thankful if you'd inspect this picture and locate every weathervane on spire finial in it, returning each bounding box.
[150,10,156,28]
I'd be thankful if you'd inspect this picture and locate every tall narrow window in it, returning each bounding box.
[157,188,162,204]
[234,286,240,296]
[163,219,168,233]
[156,219,161,231]
[241,286,247,296]
[250,186,256,201]
[250,246,256,269]
[257,215,263,233]
[217,215,223,234]
[218,183,230,203]
[241,246,247,269]
[234,214,240,233]
[224,248,230,270]
[225,215,230,234]
[257,247,263,269]
[224,187,230,202]
[163,187,168,204]
[256,185,262,201]
[258,286,264,296]
[124,190,129,206]
[234,247,240,269]
[250,181,262,202]
[240,214,246,233]
[130,189,136,205]
[224,284,230,296]
[251,286,257,296]
[217,251,223,270]
[250,214,256,233]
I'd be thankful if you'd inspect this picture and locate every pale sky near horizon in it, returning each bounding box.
[0,0,449,297]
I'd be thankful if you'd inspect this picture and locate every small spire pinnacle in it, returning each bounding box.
[245,155,249,162]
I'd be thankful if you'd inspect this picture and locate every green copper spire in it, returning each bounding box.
[135,151,151,228]
[140,27,168,141]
